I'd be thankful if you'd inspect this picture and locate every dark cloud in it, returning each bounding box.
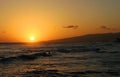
[100,26,111,30]
[64,25,79,29]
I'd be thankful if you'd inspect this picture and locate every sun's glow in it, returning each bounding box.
[30,36,35,42]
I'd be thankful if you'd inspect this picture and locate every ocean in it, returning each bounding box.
[0,42,120,77]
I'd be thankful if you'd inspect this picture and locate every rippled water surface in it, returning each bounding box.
[0,43,120,77]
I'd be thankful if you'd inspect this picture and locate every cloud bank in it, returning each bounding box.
[100,26,112,30]
[64,25,79,29]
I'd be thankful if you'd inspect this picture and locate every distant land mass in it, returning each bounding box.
[45,32,120,43]
[0,32,120,44]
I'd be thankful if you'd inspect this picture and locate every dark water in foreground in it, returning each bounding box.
[0,43,120,77]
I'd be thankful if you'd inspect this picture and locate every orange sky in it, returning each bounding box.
[0,0,120,42]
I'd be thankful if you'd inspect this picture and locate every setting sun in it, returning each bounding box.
[30,36,35,42]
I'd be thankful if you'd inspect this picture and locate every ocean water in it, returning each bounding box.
[0,43,120,77]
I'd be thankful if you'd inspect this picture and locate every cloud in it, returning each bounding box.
[1,31,6,34]
[64,25,79,29]
[100,26,112,30]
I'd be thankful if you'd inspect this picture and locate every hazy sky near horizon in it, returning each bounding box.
[0,0,120,42]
